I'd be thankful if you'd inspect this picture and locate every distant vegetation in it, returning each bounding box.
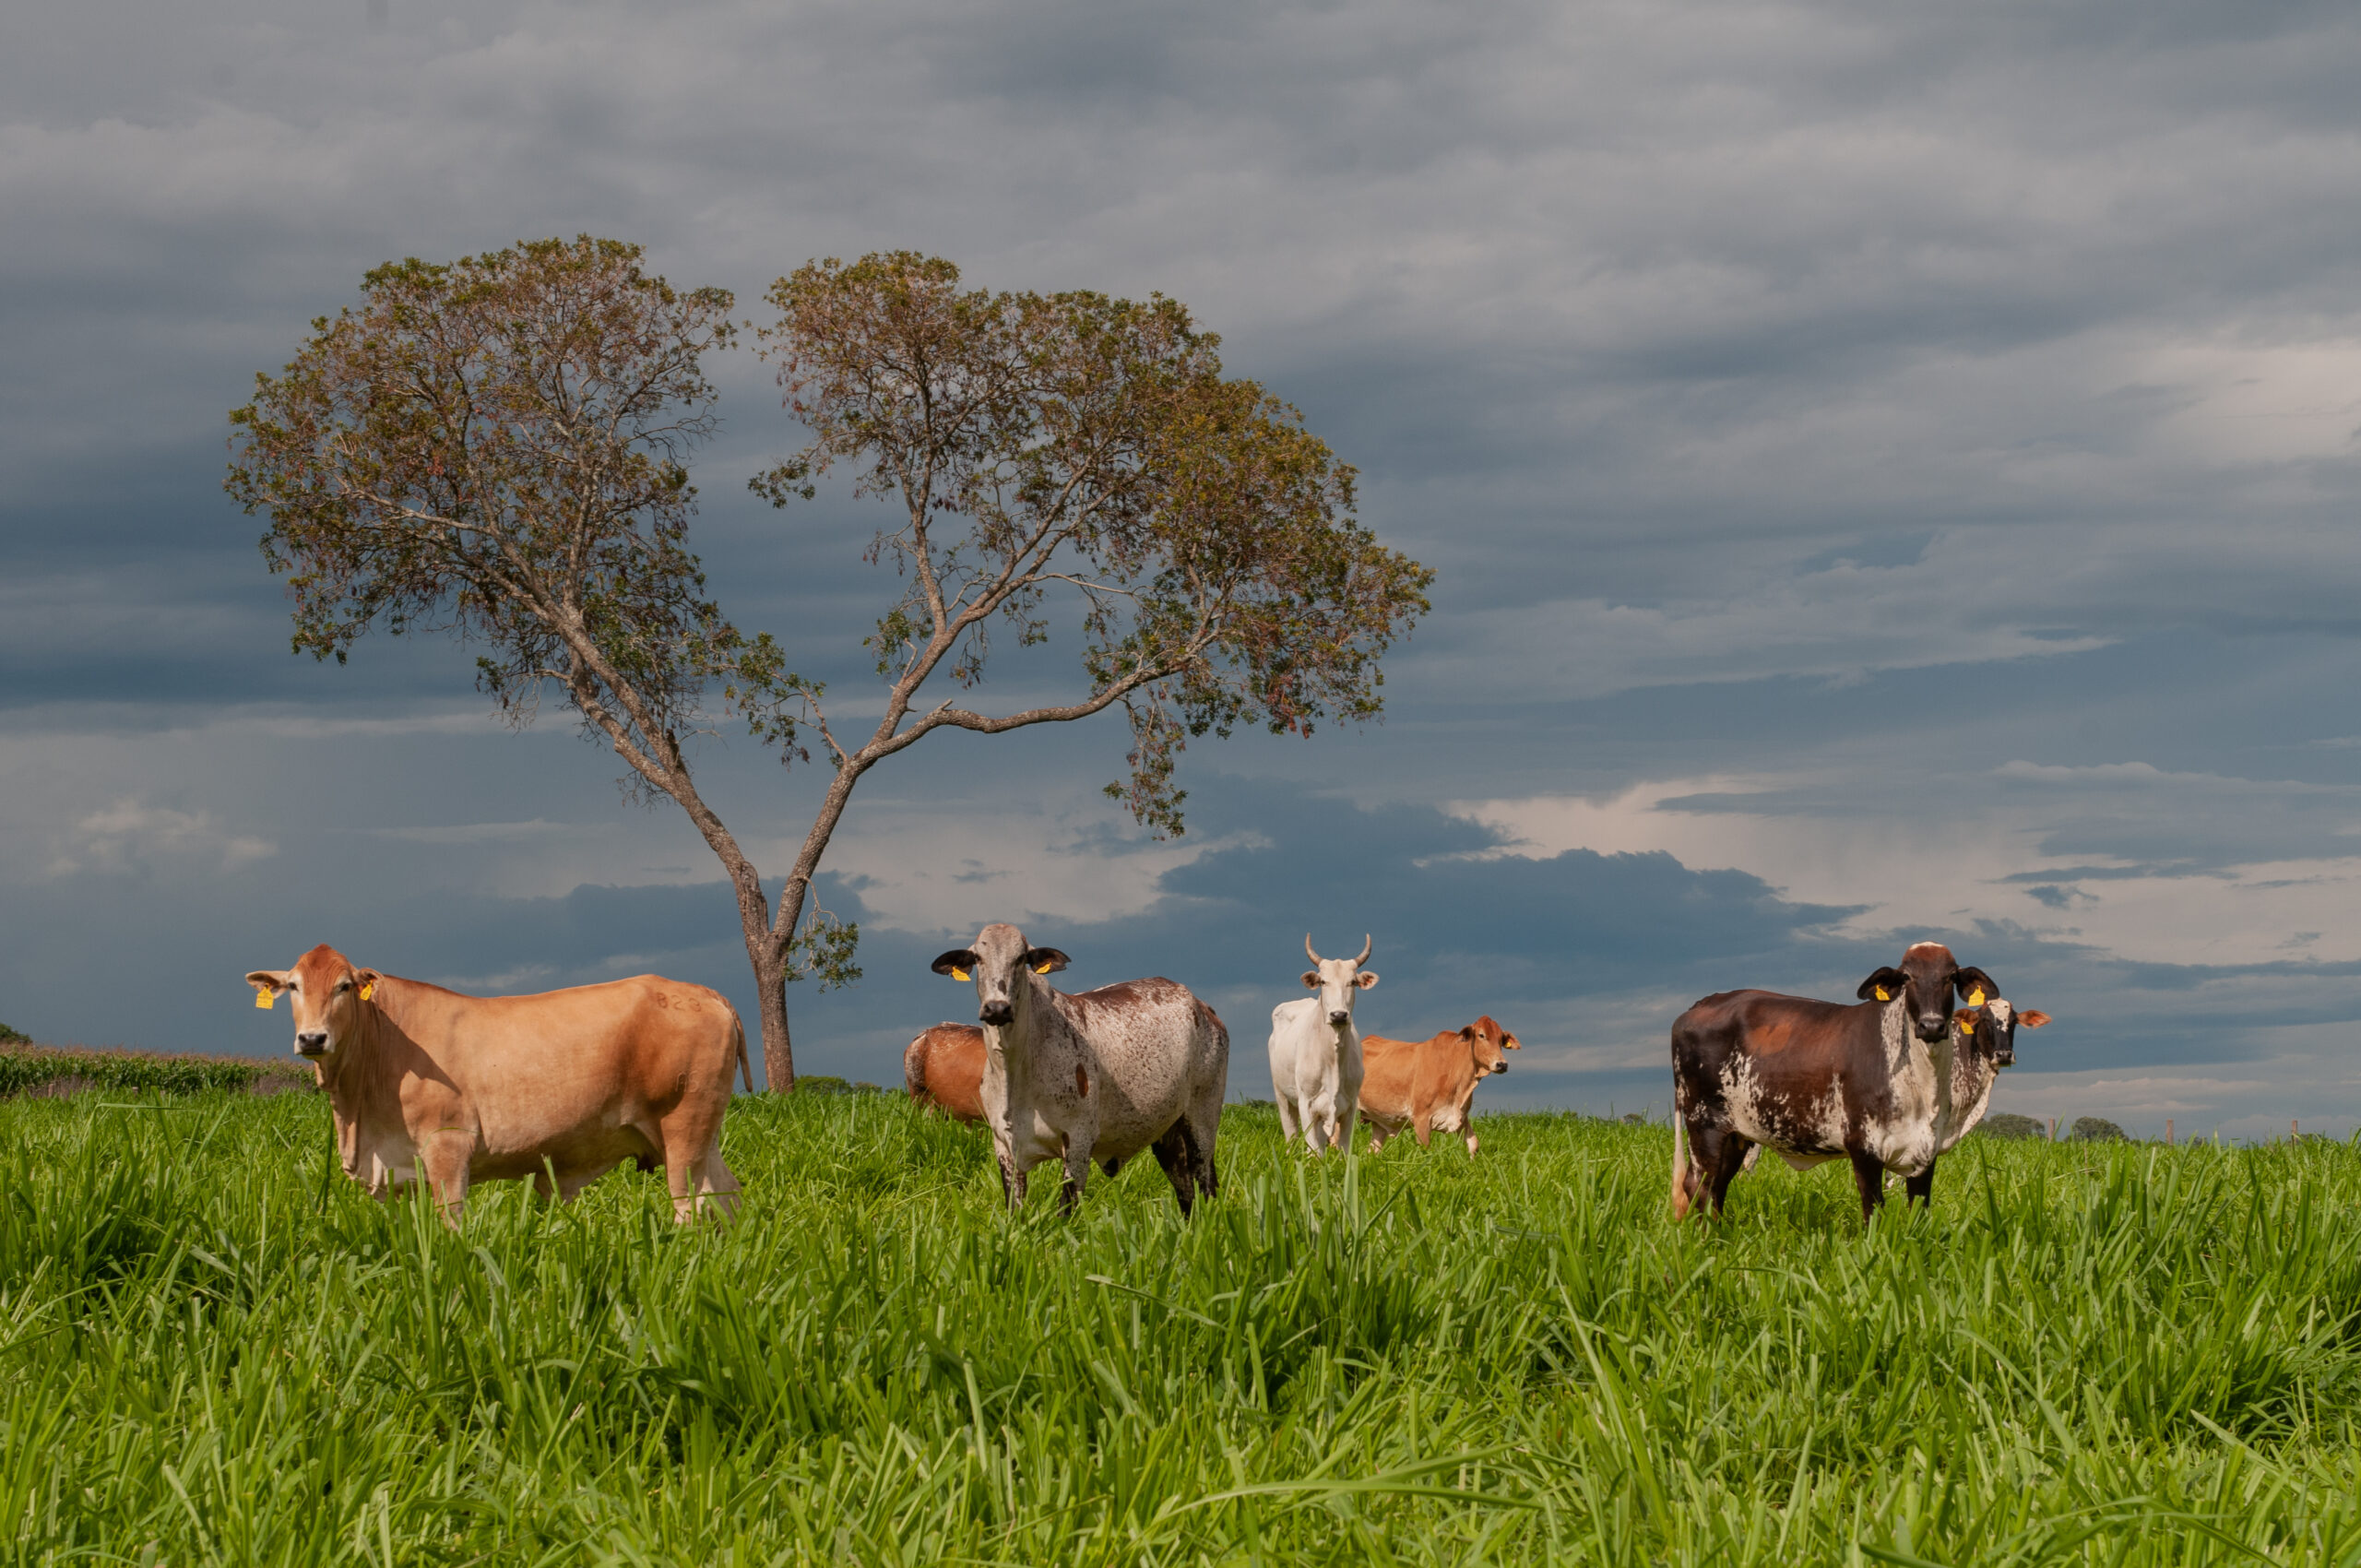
[0,1020,29,1045]
[1,1093,2355,1561]
[2070,1115,2132,1143]
[0,1041,314,1098]
[1978,1111,2048,1139]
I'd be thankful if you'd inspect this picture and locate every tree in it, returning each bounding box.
[229,240,1432,1090]
[736,253,1433,1029]
[226,236,827,1088]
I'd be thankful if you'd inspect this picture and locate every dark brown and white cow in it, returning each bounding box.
[931,923,1228,1216]
[1669,942,2042,1224]
[245,944,747,1224]
[903,1021,987,1123]
[1358,1015,1521,1155]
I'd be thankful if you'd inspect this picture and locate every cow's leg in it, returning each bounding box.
[1274,1092,1302,1146]
[1904,1158,1937,1210]
[1705,1133,1752,1215]
[1184,1079,1222,1207]
[417,1132,473,1228]
[1849,1150,1888,1226]
[1673,1120,1740,1218]
[994,1139,1029,1213]
[1151,1123,1195,1217]
[1058,1134,1094,1217]
[1412,1105,1435,1149]
[659,1112,738,1223]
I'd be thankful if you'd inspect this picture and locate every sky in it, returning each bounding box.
[5,0,2360,1140]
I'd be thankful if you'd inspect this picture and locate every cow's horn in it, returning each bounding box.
[1305,933,1323,965]
[1352,933,1371,966]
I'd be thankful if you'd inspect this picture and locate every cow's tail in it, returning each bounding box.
[904,1031,929,1099]
[734,1013,753,1093]
[1670,1114,1690,1218]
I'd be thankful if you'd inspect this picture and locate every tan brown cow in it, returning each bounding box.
[903,1021,987,1123]
[244,944,747,1224]
[1358,1015,1521,1155]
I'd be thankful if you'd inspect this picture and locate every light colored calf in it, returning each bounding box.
[931,923,1228,1216]
[1359,1015,1520,1155]
[1267,933,1378,1156]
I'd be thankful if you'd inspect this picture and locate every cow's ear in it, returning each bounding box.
[2017,1009,2050,1029]
[1302,970,1322,989]
[931,949,979,980]
[1355,970,1380,989]
[245,969,288,1009]
[353,969,381,1002]
[1459,1024,1478,1042]
[1952,1008,1977,1031]
[1951,967,1997,1006]
[1501,1032,1523,1050]
[1025,947,1070,975]
[1857,967,1909,1002]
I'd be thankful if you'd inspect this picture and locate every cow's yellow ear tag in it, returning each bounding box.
[1033,960,1056,975]
[1967,989,1986,1006]
[951,967,970,982]
[255,990,274,1010]
[360,983,374,1002]
[1874,987,1891,1002]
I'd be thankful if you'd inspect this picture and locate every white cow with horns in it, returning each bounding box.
[1268,933,1379,1156]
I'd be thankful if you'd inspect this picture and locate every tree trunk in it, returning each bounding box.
[752,945,793,1092]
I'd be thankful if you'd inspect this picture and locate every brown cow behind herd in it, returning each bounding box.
[904,1021,988,1123]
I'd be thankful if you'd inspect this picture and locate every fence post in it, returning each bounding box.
[2293,1119,2300,1143]
[2166,1117,2174,1146]
[2048,1115,2058,1142]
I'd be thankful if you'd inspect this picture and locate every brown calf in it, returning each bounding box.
[1358,1015,1521,1155]
[903,1021,987,1123]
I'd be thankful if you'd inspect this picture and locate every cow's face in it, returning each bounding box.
[1465,1015,1522,1076]
[1858,942,1993,1045]
[1955,998,2049,1068]
[244,943,377,1062]
[932,922,1068,1028]
[1301,934,1377,1029]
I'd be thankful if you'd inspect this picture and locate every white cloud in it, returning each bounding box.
[1448,758,2361,967]
[45,799,275,878]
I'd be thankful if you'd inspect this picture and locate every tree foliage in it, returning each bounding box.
[226,235,757,781]
[751,253,1433,837]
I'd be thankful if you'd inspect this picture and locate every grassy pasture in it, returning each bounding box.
[2,1091,2358,1565]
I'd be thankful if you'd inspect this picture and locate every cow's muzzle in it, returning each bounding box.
[1916,1017,1950,1043]
[295,1032,329,1056]
[1489,1062,1509,1075]
[979,1001,1014,1027]
[1327,1010,1350,1027]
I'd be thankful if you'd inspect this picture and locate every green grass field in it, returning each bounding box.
[3,1088,2358,1565]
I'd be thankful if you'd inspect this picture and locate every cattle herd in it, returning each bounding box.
[246,932,2044,1229]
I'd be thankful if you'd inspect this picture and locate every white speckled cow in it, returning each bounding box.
[1267,934,1378,1156]
[1670,942,2048,1225]
[931,923,1228,1216]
